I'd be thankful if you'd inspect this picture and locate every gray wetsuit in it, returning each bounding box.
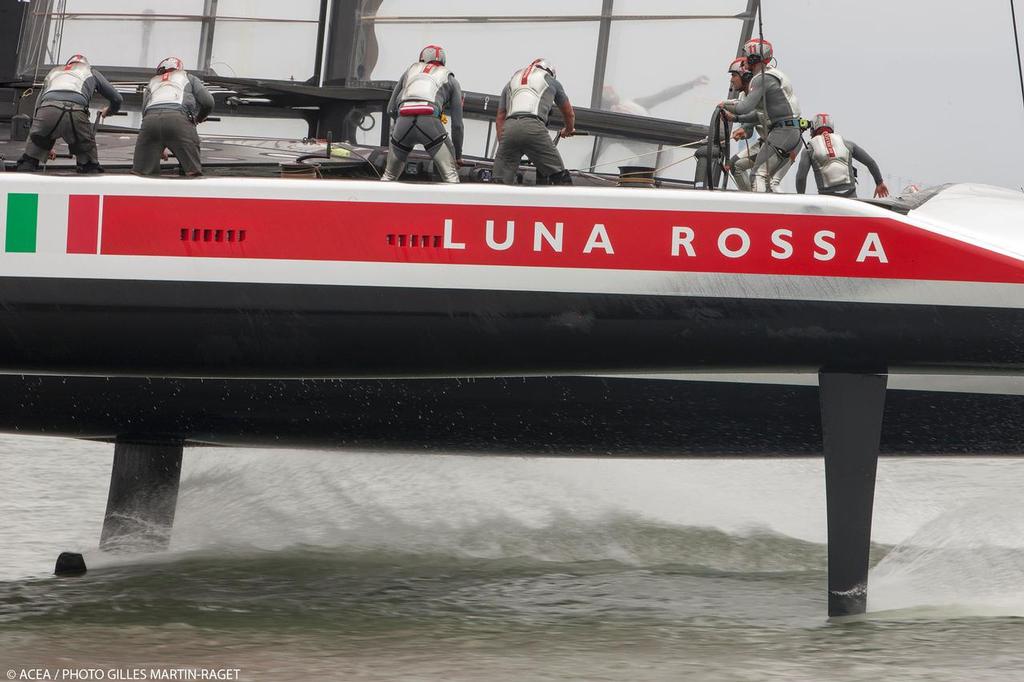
[19,63,123,172]
[795,135,884,198]
[724,66,801,192]
[132,71,214,176]
[728,95,791,191]
[382,61,464,183]
[493,66,571,185]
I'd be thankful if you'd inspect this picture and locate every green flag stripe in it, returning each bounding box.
[6,193,38,253]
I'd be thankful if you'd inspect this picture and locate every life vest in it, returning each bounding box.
[145,70,189,111]
[808,131,854,189]
[762,66,801,121]
[41,62,92,98]
[507,63,554,117]
[398,61,450,116]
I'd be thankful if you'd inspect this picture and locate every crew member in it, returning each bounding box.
[381,45,464,183]
[132,57,214,177]
[795,113,889,198]
[16,54,122,173]
[724,57,791,192]
[493,59,575,185]
[719,38,801,192]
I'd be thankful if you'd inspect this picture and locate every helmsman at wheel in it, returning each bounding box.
[381,45,464,183]
[16,54,122,174]
[132,57,214,177]
[724,57,791,192]
[719,38,801,192]
[493,59,576,185]
[795,113,889,198]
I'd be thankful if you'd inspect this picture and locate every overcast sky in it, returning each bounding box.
[764,0,1023,191]
[51,0,1024,192]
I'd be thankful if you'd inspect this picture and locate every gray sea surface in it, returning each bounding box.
[2,434,1024,680]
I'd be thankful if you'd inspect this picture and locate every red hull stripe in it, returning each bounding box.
[67,194,100,254]
[97,196,1024,284]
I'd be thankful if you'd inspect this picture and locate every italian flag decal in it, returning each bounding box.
[2,192,101,254]
[5,193,37,253]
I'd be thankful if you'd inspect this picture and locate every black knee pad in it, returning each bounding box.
[16,154,40,172]
[76,162,104,174]
[550,169,573,185]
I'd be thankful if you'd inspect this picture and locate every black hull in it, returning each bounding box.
[1,278,1024,376]
[2,374,1022,456]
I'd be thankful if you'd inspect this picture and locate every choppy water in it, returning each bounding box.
[2,434,1024,680]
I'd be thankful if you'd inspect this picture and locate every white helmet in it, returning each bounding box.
[156,56,184,74]
[811,112,836,134]
[727,57,751,82]
[66,54,89,67]
[418,45,446,65]
[743,38,773,65]
[531,58,556,78]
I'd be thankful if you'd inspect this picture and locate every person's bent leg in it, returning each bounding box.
[131,117,164,176]
[519,118,566,183]
[752,129,799,192]
[414,116,459,183]
[494,118,538,185]
[66,110,102,173]
[428,136,459,183]
[381,117,416,181]
[20,107,62,171]
[730,143,757,191]
[163,114,203,176]
[769,155,794,192]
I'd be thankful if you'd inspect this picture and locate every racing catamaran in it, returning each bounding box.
[1,0,1022,618]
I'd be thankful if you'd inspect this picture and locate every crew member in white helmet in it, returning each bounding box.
[723,57,791,192]
[794,113,889,198]
[16,54,122,173]
[719,38,801,192]
[132,57,214,177]
[381,45,464,183]
[493,58,576,185]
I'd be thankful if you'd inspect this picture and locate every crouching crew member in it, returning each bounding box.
[381,45,464,183]
[795,113,889,198]
[493,59,575,185]
[16,54,122,173]
[720,38,801,192]
[132,57,214,177]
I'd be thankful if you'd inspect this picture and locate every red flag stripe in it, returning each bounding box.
[66,194,100,254]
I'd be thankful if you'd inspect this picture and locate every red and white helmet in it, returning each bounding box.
[419,45,446,65]
[531,58,556,78]
[156,56,184,74]
[811,112,836,133]
[66,54,89,66]
[743,38,773,65]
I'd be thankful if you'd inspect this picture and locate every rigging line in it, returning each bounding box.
[653,152,696,175]
[1012,0,1024,114]
[587,138,704,171]
[758,0,764,59]
[607,150,697,177]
